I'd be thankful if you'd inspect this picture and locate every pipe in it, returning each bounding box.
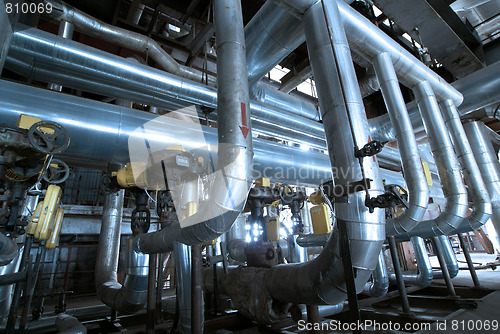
[250,82,320,121]
[373,52,429,236]
[0,78,432,193]
[0,234,17,266]
[369,62,500,143]
[363,250,389,297]
[389,237,433,287]
[6,27,325,149]
[397,81,468,240]
[463,121,500,248]
[95,190,149,314]
[173,242,191,334]
[191,245,203,334]
[295,234,329,247]
[0,246,22,323]
[146,254,156,334]
[439,99,492,234]
[244,0,305,86]
[132,0,253,253]
[55,314,87,334]
[44,0,199,82]
[433,235,459,279]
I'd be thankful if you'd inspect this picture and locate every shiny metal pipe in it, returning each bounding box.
[95,190,149,314]
[463,121,500,248]
[389,237,433,287]
[373,52,429,235]
[397,82,468,239]
[295,233,329,247]
[55,314,87,334]
[44,0,199,81]
[133,0,253,253]
[432,235,459,279]
[440,100,492,234]
[290,303,344,322]
[6,27,325,146]
[363,250,389,297]
[266,0,385,305]
[173,242,191,334]
[250,82,320,121]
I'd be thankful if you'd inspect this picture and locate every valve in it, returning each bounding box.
[354,140,386,159]
[43,159,70,184]
[131,191,151,234]
[28,121,70,154]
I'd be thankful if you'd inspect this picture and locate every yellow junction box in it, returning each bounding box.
[266,216,280,241]
[310,204,332,235]
[255,177,270,188]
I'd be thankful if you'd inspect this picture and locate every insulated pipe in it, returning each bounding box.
[439,100,492,234]
[133,0,253,253]
[250,82,320,121]
[397,82,468,240]
[95,190,149,314]
[389,237,433,287]
[0,78,432,192]
[433,235,459,279]
[373,52,429,236]
[363,250,389,297]
[262,0,385,306]
[0,234,17,266]
[5,28,326,148]
[44,0,199,82]
[173,242,191,334]
[244,0,305,86]
[463,121,500,248]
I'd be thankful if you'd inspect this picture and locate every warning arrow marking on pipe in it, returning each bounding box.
[239,102,249,139]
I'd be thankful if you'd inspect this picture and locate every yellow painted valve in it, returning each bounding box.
[34,185,62,240]
[26,201,44,235]
[45,208,64,249]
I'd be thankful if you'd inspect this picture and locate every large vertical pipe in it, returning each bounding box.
[372,52,429,236]
[133,0,253,253]
[191,245,203,334]
[95,190,149,314]
[173,242,192,334]
[463,121,500,247]
[390,237,433,287]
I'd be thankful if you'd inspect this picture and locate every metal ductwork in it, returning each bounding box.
[0,246,22,323]
[370,61,500,143]
[5,28,326,150]
[244,0,305,87]
[396,82,468,240]
[132,0,253,253]
[463,121,500,247]
[363,250,389,297]
[373,52,429,236]
[44,0,200,82]
[433,235,459,279]
[389,237,433,287]
[95,190,149,314]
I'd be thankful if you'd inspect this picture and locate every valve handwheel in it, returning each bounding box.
[28,121,70,154]
[43,159,70,184]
